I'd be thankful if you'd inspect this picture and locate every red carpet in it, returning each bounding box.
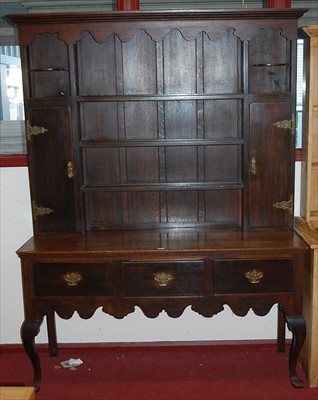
[1,342,317,400]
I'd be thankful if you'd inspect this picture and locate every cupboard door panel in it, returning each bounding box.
[27,107,76,233]
[249,102,293,229]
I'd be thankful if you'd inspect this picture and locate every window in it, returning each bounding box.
[0,45,26,156]
[296,39,304,150]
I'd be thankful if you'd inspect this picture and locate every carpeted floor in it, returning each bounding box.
[1,342,317,400]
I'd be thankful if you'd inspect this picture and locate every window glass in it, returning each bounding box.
[0,45,26,154]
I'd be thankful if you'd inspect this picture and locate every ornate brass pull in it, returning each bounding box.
[245,269,264,284]
[154,272,174,287]
[64,272,83,286]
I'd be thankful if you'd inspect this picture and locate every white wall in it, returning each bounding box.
[1,165,300,345]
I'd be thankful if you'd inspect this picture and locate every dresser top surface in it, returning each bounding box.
[17,229,308,259]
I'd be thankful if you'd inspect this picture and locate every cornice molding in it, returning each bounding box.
[7,9,307,45]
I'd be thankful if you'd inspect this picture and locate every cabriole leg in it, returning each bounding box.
[20,319,43,392]
[285,314,306,388]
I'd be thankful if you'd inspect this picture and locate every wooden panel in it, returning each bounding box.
[165,147,197,182]
[125,102,158,139]
[203,29,242,94]
[204,100,242,138]
[163,29,196,94]
[28,33,68,70]
[27,33,69,98]
[126,148,159,183]
[249,29,291,93]
[83,148,121,185]
[204,146,241,182]
[77,31,117,96]
[30,71,70,98]
[166,191,199,223]
[80,102,118,141]
[85,193,123,229]
[127,192,161,224]
[122,30,157,94]
[164,101,197,139]
[205,190,242,226]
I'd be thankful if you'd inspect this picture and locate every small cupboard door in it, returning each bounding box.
[27,107,77,233]
[248,102,294,229]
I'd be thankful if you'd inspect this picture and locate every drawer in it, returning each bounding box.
[214,259,294,294]
[33,263,112,296]
[123,261,204,297]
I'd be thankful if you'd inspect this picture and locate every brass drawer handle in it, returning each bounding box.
[154,272,174,287]
[64,272,83,286]
[245,269,264,284]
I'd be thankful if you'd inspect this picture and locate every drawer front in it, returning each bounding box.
[214,259,294,294]
[33,263,112,296]
[123,261,204,297]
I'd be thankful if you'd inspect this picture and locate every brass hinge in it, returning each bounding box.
[32,201,54,220]
[273,195,293,215]
[26,120,48,141]
[273,114,295,135]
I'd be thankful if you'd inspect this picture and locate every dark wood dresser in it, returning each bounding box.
[8,9,308,391]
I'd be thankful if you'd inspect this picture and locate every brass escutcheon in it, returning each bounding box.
[64,272,83,286]
[245,269,264,284]
[250,157,257,176]
[67,161,74,178]
[154,272,174,287]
